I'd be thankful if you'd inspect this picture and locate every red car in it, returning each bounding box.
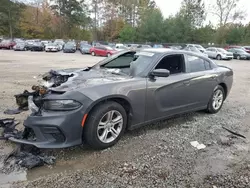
[0,39,16,49]
[90,46,117,57]
[224,45,247,51]
[244,46,250,54]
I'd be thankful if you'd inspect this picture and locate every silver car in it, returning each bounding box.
[206,47,233,60]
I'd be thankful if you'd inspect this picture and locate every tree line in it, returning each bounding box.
[0,0,250,45]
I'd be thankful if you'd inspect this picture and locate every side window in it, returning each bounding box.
[155,54,184,74]
[187,55,211,73]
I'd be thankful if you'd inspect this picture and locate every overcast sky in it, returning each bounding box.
[155,0,250,25]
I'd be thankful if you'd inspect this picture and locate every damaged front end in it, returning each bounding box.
[8,68,93,148]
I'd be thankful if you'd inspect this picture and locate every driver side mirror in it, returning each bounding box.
[149,69,170,78]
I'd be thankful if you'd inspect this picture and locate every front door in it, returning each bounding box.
[145,54,193,121]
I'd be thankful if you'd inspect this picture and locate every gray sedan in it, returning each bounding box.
[10,49,233,149]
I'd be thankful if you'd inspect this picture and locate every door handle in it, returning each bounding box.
[183,81,190,86]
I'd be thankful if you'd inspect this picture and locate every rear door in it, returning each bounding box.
[185,55,218,107]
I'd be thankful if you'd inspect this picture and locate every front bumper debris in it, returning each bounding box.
[9,108,85,148]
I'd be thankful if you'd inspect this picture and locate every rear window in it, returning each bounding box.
[187,55,211,72]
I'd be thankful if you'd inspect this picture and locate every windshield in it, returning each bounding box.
[55,41,64,45]
[65,43,74,48]
[218,48,228,53]
[190,47,201,52]
[34,42,42,46]
[49,43,57,46]
[130,52,155,75]
[96,51,155,76]
[195,45,204,49]
[81,44,91,48]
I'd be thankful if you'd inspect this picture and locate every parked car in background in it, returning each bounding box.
[243,46,250,54]
[137,44,152,49]
[25,40,35,50]
[206,47,233,60]
[78,41,89,50]
[45,43,60,52]
[227,48,250,60]
[115,45,128,51]
[153,44,164,48]
[224,45,247,52]
[41,40,50,47]
[80,44,92,54]
[184,46,209,57]
[63,42,77,53]
[0,39,16,49]
[90,45,117,57]
[126,44,139,50]
[30,42,44,51]
[54,39,65,50]
[169,45,182,50]
[186,44,206,53]
[13,41,28,51]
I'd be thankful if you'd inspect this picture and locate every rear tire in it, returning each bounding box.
[207,85,225,114]
[237,55,241,60]
[83,101,127,150]
[91,51,96,56]
[107,53,111,57]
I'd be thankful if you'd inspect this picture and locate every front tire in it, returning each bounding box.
[91,51,96,56]
[237,55,241,60]
[83,101,127,149]
[207,85,225,114]
[216,55,222,60]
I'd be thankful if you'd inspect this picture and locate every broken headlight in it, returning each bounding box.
[43,100,81,111]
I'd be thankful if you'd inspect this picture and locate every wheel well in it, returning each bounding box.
[86,97,132,125]
[219,83,227,99]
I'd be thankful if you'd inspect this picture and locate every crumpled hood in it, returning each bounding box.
[43,68,130,92]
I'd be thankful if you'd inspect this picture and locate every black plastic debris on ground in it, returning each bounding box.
[1,118,56,169]
[4,144,56,169]
[0,118,22,140]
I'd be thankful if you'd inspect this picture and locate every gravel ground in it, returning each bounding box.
[0,50,250,188]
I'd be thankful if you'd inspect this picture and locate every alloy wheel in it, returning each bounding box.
[212,89,224,110]
[97,110,123,144]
